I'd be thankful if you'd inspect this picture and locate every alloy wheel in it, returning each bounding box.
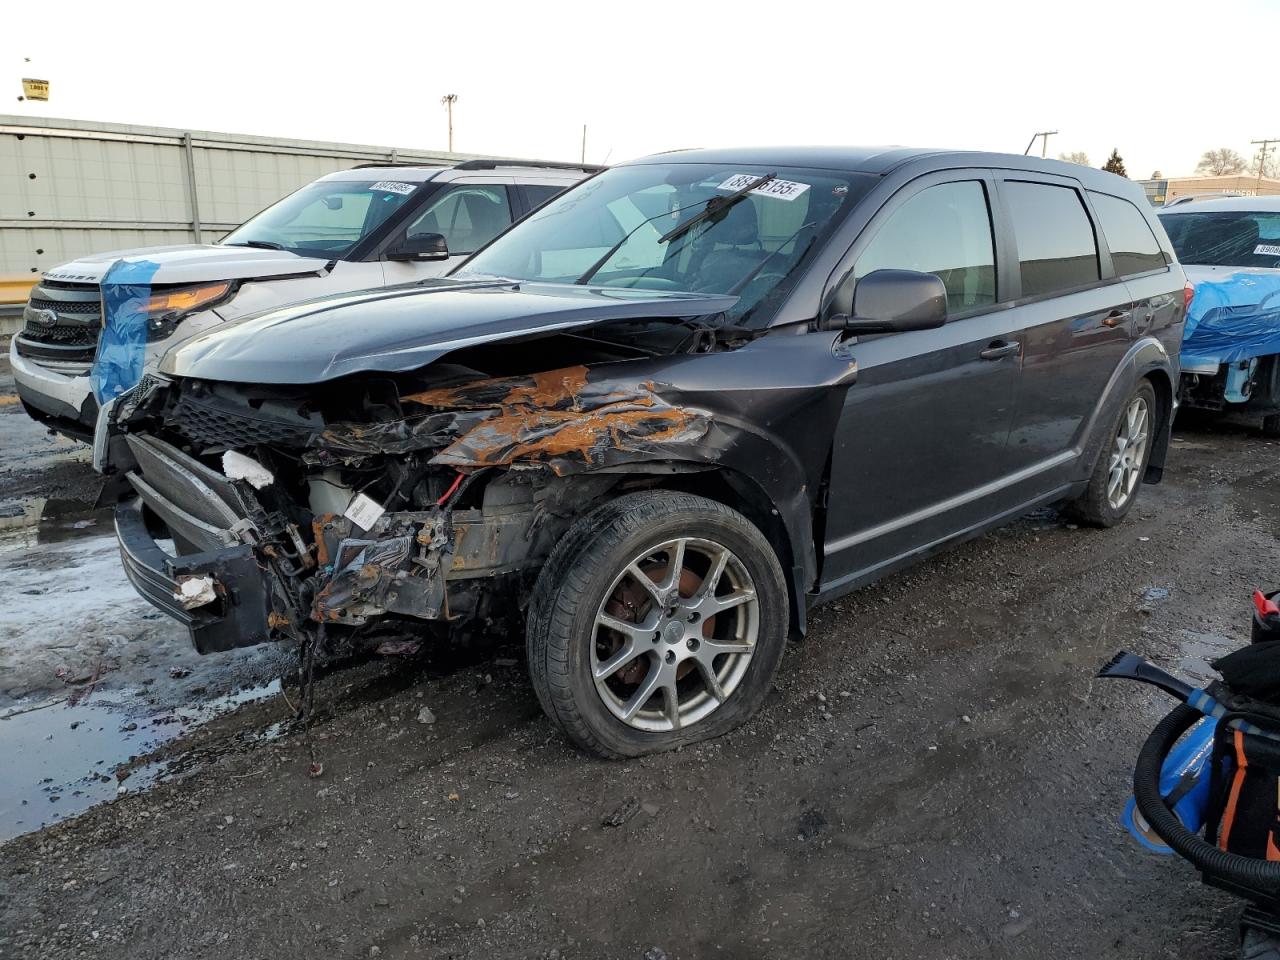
[591,537,759,733]
[1107,396,1150,509]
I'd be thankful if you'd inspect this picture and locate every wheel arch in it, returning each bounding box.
[553,464,809,639]
[1140,365,1175,483]
[1077,336,1175,485]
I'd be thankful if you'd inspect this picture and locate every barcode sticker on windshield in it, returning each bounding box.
[1256,244,1280,257]
[344,493,386,530]
[368,180,417,196]
[718,174,811,202]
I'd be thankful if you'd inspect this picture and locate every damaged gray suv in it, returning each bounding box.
[102,147,1187,757]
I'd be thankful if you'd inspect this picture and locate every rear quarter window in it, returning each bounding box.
[1088,192,1166,277]
[1004,181,1100,298]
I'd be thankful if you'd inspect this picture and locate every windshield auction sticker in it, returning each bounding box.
[1255,243,1280,257]
[718,174,811,201]
[368,181,417,196]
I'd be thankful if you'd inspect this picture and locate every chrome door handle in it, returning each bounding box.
[1102,309,1131,328]
[979,340,1020,360]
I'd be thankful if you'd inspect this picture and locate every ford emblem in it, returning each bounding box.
[29,308,58,327]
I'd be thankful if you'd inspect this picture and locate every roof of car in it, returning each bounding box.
[1157,195,1280,215]
[318,159,601,184]
[622,146,1130,186]
[321,166,447,183]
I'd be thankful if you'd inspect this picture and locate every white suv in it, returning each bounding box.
[11,160,595,439]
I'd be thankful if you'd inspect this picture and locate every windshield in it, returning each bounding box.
[456,162,871,324]
[1160,210,1280,268]
[221,179,423,258]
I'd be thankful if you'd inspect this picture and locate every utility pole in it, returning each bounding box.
[441,94,458,152]
[1023,130,1058,157]
[581,124,587,165]
[1252,138,1280,194]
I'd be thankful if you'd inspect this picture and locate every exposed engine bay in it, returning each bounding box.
[106,323,768,660]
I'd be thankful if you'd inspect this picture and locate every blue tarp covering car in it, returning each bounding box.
[1180,269,1280,369]
[1158,199,1280,433]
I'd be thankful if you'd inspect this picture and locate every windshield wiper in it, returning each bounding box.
[224,240,286,251]
[658,172,776,245]
[574,173,778,286]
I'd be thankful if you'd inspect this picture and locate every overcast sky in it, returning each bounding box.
[5,0,1276,179]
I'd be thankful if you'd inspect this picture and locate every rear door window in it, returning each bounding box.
[1088,192,1166,277]
[1004,181,1100,298]
[854,180,996,315]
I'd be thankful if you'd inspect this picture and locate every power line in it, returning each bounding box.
[1251,138,1280,193]
[1023,130,1058,158]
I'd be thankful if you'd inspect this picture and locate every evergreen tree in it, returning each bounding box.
[1102,149,1128,178]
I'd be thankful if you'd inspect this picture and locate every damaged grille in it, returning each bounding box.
[169,392,320,450]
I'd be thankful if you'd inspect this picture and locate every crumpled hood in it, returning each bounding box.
[160,279,738,384]
[42,244,331,287]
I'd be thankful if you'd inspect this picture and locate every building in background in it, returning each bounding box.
[0,115,502,318]
[1138,173,1280,207]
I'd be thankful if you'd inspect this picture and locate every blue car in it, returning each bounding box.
[1160,196,1280,436]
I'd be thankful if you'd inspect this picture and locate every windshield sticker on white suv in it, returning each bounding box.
[1255,243,1280,257]
[368,181,417,196]
[718,174,811,202]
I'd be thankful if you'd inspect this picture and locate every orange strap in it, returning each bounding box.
[1220,729,1249,852]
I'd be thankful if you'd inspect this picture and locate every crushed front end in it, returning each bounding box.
[105,361,710,655]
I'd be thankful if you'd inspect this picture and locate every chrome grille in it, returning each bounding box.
[15,281,101,363]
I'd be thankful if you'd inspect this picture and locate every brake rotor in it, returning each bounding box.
[600,560,716,686]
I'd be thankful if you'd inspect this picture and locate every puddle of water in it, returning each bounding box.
[1142,586,1171,604]
[36,498,113,546]
[1177,629,1238,683]
[0,680,282,844]
[0,496,109,554]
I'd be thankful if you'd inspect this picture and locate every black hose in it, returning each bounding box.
[1134,703,1280,889]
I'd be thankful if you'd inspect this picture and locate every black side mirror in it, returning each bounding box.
[385,232,449,262]
[821,269,948,333]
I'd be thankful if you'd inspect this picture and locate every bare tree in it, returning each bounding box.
[1196,148,1246,176]
[1058,151,1090,166]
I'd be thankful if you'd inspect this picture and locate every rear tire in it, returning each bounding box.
[1262,414,1280,439]
[526,490,788,758]
[1065,380,1158,528]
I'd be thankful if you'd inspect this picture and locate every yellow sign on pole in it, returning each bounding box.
[21,78,49,101]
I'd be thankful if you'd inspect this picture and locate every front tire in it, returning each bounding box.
[1066,380,1157,528]
[526,490,788,758]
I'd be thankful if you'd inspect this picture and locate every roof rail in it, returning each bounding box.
[451,158,605,173]
[1163,192,1246,207]
[350,161,448,169]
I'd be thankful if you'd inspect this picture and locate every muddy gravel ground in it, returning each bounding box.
[1,348,1278,960]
